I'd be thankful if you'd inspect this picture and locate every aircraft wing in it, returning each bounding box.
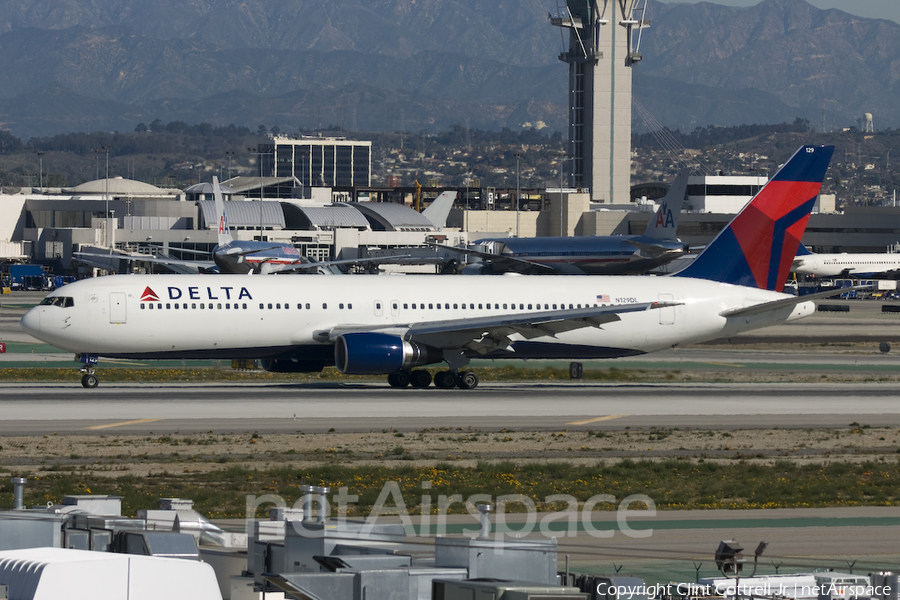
[720,285,873,318]
[624,238,687,258]
[326,301,676,355]
[75,251,213,271]
[430,243,556,274]
[272,254,415,274]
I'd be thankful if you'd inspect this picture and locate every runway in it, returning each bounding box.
[1,380,899,434]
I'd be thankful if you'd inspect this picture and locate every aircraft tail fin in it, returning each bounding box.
[212,176,233,247]
[673,145,834,291]
[642,169,688,240]
[796,243,813,256]
[422,191,457,229]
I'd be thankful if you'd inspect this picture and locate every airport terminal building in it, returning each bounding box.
[0,172,897,279]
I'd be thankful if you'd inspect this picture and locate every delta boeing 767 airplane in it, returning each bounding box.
[22,145,839,389]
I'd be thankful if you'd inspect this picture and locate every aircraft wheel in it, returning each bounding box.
[395,370,411,388]
[457,370,478,390]
[433,370,457,389]
[81,373,99,388]
[410,370,432,388]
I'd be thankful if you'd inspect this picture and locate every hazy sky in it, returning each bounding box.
[656,0,900,25]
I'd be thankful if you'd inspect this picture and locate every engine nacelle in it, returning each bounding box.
[261,358,328,373]
[334,333,443,374]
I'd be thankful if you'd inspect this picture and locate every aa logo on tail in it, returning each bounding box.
[218,215,229,235]
[654,202,675,229]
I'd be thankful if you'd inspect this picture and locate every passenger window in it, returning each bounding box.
[276,303,281,309]
[166,303,171,309]
[339,303,344,309]
[140,303,145,310]
[174,304,179,310]
[527,304,532,310]
[192,303,197,309]
[217,303,222,309]
[305,303,310,309]
[503,304,507,309]
[267,303,273,309]
[403,304,408,309]
[348,303,352,309]
[225,303,230,309]
[454,304,458,309]
[200,303,205,309]
[445,303,449,309]
[242,303,247,309]
[429,303,433,309]
[322,303,327,309]
[436,304,441,310]
[149,304,154,310]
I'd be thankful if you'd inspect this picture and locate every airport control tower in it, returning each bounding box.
[551,0,648,203]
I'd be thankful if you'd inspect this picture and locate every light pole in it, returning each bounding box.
[248,147,265,240]
[557,151,567,236]
[36,151,44,193]
[225,151,234,180]
[514,151,522,237]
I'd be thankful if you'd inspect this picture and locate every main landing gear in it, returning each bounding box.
[387,369,478,390]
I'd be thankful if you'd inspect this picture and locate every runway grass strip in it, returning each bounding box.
[2,458,899,518]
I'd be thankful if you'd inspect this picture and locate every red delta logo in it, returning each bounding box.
[140,286,160,302]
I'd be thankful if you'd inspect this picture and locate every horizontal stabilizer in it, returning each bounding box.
[720,285,872,318]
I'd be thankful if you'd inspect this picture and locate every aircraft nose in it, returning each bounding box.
[20,308,42,339]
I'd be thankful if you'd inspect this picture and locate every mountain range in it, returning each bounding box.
[0,0,896,139]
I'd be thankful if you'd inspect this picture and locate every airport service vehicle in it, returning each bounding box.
[22,146,836,389]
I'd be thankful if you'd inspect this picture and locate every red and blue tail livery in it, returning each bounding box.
[675,145,834,291]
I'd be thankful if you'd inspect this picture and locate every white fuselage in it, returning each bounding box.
[792,253,900,277]
[22,274,813,364]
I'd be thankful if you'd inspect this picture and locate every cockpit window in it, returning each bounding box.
[39,296,74,308]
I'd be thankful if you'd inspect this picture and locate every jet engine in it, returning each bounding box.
[334,333,443,374]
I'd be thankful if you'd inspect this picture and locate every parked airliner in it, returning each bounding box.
[22,145,838,389]
[455,170,689,275]
[792,245,900,279]
[77,179,456,274]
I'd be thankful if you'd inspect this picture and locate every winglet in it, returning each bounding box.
[673,145,834,291]
[212,176,233,247]
[643,169,688,241]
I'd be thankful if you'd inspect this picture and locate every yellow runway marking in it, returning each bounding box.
[567,415,626,426]
[86,418,160,430]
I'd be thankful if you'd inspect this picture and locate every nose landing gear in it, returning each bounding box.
[77,353,100,388]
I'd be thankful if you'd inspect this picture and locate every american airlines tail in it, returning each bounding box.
[674,145,834,292]
[212,176,234,247]
[642,169,688,241]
